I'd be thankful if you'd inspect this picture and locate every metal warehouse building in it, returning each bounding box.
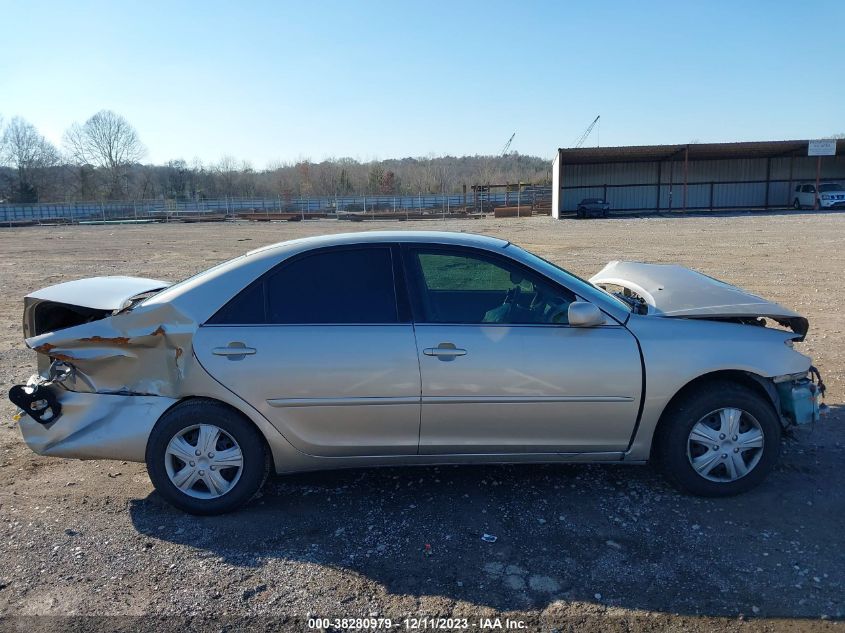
[551,140,845,217]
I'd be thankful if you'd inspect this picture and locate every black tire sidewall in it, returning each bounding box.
[656,382,781,497]
[146,400,268,515]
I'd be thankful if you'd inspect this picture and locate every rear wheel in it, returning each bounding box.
[793,198,801,210]
[146,399,270,515]
[654,382,781,496]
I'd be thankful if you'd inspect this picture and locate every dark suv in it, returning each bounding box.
[576,198,610,218]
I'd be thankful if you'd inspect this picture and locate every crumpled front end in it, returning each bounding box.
[590,261,810,339]
[775,369,827,426]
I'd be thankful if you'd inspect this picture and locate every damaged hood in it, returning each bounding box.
[26,276,170,311]
[591,261,808,337]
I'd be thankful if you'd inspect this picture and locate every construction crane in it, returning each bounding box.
[573,115,600,148]
[500,132,516,156]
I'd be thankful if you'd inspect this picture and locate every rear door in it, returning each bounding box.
[193,244,422,457]
[800,185,815,207]
[403,245,642,455]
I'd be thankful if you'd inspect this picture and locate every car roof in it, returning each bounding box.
[247,230,510,257]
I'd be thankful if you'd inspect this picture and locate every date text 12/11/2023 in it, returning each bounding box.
[306,617,528,630]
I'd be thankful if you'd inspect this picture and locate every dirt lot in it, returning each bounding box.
[0,213,843,632]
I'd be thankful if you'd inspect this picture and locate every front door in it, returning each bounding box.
[194,245,422,457]
[403,246,642,454]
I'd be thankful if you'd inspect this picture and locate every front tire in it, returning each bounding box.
[654,382,781,497]
[146,399,270,515]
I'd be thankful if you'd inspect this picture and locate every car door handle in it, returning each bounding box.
[212,343,256,359]
[423,344,467,360]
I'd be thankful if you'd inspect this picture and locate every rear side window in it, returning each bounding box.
[209,281,265,324]
[208,247,399,324]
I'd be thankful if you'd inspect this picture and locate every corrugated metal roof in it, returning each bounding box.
[557,140,843,164]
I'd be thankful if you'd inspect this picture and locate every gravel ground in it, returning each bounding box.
[0,213,843,632]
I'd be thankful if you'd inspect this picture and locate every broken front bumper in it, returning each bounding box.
[10,375,176,462]
[775,368,826,426]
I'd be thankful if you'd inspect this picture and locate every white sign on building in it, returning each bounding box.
[808,139,837,156]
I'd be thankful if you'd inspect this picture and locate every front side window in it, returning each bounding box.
[407,248,576,324]
[209,247,399,324]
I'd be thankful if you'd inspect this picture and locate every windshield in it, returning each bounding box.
[819,183,843,192]
[507,246,631,312]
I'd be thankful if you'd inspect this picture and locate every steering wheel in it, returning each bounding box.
[530,286,569,323]
[545,302,569,324]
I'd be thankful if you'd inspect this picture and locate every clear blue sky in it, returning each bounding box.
[2,0,842,166]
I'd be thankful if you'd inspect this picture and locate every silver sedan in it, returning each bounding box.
[10,231,825,514]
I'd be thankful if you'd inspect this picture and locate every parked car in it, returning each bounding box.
[576,198,610,218]
[793,182,845,209]
[10,232,825,514]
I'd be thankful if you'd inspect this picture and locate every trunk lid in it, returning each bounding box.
[24,276,170,339]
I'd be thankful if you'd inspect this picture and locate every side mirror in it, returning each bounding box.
[568,301,605,327]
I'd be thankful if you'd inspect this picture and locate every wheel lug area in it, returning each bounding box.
[721,453,727,459]
[189,461,195,467]
[733,448,739,453]
[732,435,738,441]
[210,466,216,471]
[719,434,726,440]
[195,449,201,456]
[208,452,215,458]
[198,469,205,476]
[713,445,719,451]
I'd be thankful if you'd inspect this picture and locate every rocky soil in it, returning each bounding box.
[0,213,843,632]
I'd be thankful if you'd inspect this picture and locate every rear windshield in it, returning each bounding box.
[139,255,246,306]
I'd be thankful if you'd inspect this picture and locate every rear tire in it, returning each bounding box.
[146,399,270,515]
[654,381,781,497]
[793,198,801,210]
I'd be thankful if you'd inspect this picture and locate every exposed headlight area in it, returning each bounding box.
[773,368,827,426]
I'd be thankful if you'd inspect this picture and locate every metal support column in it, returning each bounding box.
[764,157,771,208]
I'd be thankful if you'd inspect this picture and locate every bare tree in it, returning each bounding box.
[1,117,59,202]
[63,110,145,199]
[214,155,240,197]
